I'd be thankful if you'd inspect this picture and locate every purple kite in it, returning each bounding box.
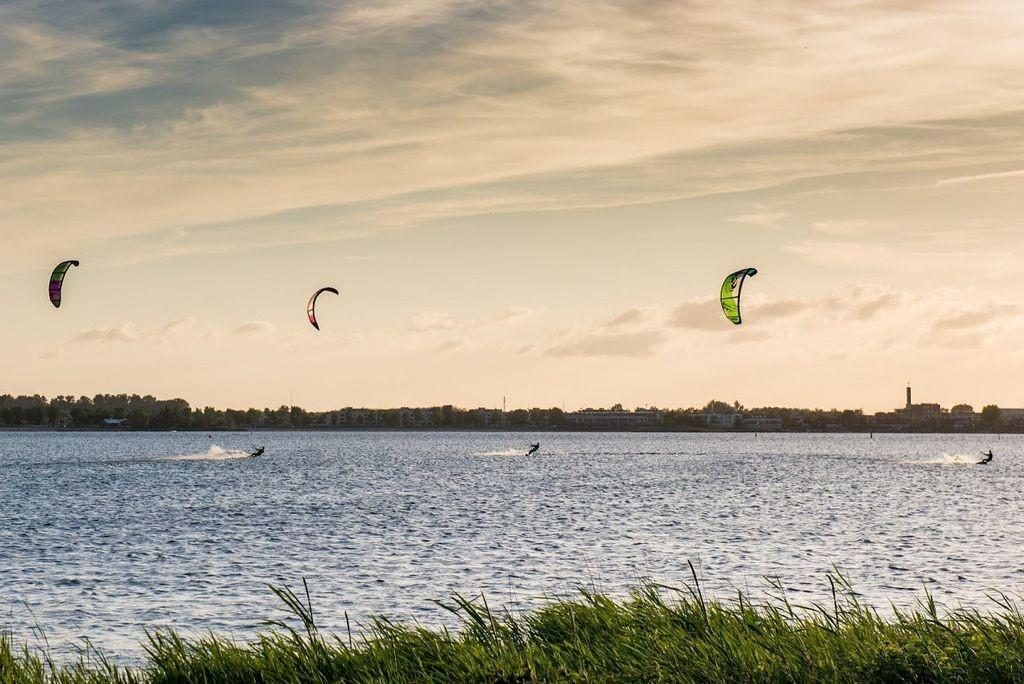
[49,260,80,308]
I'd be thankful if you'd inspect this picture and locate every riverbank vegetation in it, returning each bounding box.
[6,572,1024,682]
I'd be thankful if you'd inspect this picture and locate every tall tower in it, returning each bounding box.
[906,384,912,409]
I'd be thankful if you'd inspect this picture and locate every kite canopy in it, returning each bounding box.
[720,267,757,325]
[307,287,339,330]
[49,260,80,308]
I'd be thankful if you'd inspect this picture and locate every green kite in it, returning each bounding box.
[720,267,757,325]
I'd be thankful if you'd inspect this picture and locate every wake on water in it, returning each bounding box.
[471,449,691,457]
[162,445,253,462]
[473,449,532,457]
[911,452,984,466]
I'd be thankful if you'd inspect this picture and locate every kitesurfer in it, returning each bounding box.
[251,446,265,458]
[526,443,540,456]
[978,450,993,465]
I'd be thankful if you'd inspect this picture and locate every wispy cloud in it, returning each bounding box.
[783,239,1024,278]
[664,285,904,334]
[72,324,139,344]
[932,309,1008,332]
[668,299,723,331]
[157,318,197,336]
[729,211,788,227]
[409,312,461,332]
[546,330,668,359]
[487,305,534,324]
[232,320,276,336]
[434,338,469,354]
[4,0,1024,263]
[605,306,655,328]
[408,306,534,333]
[936,168,1024,186]
[70,318,276,346]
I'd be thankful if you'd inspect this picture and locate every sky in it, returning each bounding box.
[2,0,1024,412]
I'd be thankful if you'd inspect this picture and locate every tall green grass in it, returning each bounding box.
[6,568,1024,682]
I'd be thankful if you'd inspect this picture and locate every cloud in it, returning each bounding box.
[69,318,282,346]
[72,324,139,344]
[668,298,724,331]
[936,168,1024,186]
[433,338,468,354]
[409,311,460,332]
[810,220,872,237]
[157,318,197,336]
[546,330,668,358]
[334,0,474,33]
[408,306,534,333]
[726,329,773,344]
[729,211,788,227]
[847,292,901,321]
[918,297,1021,350]
[783,234,1023,278]
[667,285,903,332]
[769,287,902,322]
[752,298,815,320]
[605,306,655,328]
[932,309,1006,331]
[5,0,1024,266]
[487,305,534,324]
[232,320,276,336]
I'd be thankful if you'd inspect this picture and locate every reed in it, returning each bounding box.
[6,569,1024,682]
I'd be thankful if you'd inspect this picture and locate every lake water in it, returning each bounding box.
[1,431,1020,660]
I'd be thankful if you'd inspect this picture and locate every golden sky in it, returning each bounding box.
[2,0,1023,411]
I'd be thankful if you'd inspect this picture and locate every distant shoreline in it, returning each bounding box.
[0,426,1017,435]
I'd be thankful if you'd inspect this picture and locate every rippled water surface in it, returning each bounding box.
[1,431,1021,659]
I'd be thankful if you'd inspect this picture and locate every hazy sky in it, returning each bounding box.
[3,0,1024,412]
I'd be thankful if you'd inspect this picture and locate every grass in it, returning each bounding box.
[6,566,1024,682]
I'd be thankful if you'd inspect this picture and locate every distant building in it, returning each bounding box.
[398,408,434,427]
[567,409,662,429]
[950,404,977,430]
[330,409,379,427]
[906,403,942,422]
[897,385,943,423]
[701,413,743,429]
[742,417,782,430]
[870,411,904,431]
[999,408,1024,424]
[475,408,507,428]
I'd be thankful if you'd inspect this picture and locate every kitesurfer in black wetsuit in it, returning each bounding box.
[978,450,993,465]
[526,443,540,456]
[251,446,265,458]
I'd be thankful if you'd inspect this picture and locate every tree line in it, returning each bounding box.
[0,394,564,430]
[0,394,1014,432]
